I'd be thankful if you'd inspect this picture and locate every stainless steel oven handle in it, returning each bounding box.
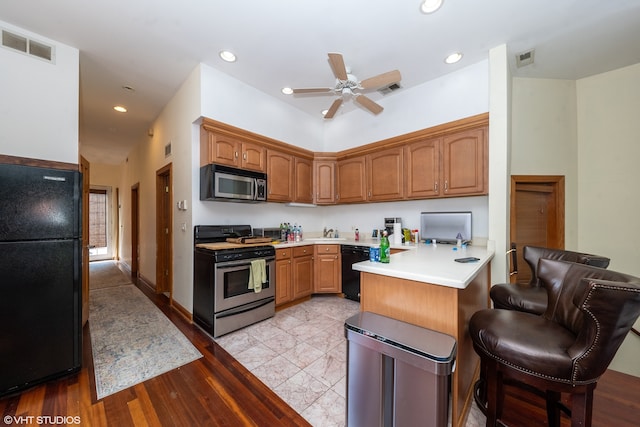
[215,257,275,269]
[215,297,275,319]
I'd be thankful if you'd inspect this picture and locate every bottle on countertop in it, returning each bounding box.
[379,231,390,263]
[355,228,360,241]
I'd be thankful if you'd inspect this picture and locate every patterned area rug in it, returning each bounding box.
[89,284,202,399]
[89,260,133,290]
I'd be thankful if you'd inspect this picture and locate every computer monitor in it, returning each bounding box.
[420,211,472,244]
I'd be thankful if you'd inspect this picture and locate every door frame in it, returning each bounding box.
[510,175,565,281]
[155,164,173,299]
[131,183,140,280]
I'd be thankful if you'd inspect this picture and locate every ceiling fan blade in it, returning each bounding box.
[355,95,384,115]
[292,88,333,94]
[328,53,348,81]
[324,98,343,119]
[360,70,402,89]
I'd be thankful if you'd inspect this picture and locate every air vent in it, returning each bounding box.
[516,49,535,68]
[377,82,402,95]
[2,28,55,63]
[2,30,27,52]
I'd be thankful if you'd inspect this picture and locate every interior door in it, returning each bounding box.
[510,175,564,284]
[80,156,90,326]
[156,164,172,296]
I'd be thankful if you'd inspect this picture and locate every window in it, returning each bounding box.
[89,189,108,256]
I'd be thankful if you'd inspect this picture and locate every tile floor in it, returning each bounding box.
[214,295,485,427]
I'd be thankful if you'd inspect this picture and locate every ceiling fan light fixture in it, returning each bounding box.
[445,52,463,64]
[421,0,443,14]
[219,50,236,62]
[281,87,293,95]
[113,105,127,113]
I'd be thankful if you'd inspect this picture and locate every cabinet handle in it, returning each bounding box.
[234,151,239,159]
[434,182,438,192]
[243,152,247,160]
[444,180,448,192]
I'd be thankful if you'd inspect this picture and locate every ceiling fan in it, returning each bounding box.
[292,53,401,119]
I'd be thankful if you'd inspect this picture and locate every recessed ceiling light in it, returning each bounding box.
[421,0,443,14]
[219,50,236,62]
[445,52,463,64]
[113,105,127,113]
[282,87,293,95]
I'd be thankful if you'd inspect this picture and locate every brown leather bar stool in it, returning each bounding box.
[490,245,610,315]
[470,258,640,427]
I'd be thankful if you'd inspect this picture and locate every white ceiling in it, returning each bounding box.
[2,0,640,164]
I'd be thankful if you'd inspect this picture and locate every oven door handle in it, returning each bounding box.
[215,297,275,319]
[216,257,275,269]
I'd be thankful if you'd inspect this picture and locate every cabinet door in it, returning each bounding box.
[337,156,367,203]
[442,128,486,196]
[314,245,341,293]
[267,150,294,202]
[314,160,336,205]
[275,258,292,306]
[292,251,313,300]
[241,142,265,172]
[405,138,441,198]
[367,147,404,201]
[294,157,314,203]
[209,134,240,166]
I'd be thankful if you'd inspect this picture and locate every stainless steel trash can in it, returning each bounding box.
[344,312,456,427]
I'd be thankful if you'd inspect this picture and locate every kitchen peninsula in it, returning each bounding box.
[352,244,494,427]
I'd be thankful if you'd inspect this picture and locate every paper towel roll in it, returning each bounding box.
[393,223,402,244]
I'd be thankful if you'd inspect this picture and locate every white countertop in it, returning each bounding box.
[352,243,494,289]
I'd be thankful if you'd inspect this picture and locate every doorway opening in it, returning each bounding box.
[89,187,113,261]
[510,175,565,284]
[156,164,173,300]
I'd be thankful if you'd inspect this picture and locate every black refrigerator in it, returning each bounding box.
[0,163,82,396]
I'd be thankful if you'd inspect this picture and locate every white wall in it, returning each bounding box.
[511,78,579,247]
[0,20,79,164]
[323,61,489,151]
[510,63,640,376]
[576,63,640,376]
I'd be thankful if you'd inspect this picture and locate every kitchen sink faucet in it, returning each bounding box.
[323,227,334,238]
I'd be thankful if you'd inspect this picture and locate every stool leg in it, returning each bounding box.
[571,385,595,427]
[545,390,561,427]
[485,359,503,426]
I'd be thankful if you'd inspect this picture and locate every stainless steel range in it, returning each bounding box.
[193,225,275,338]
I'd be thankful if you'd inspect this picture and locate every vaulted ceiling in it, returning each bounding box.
[2,0,640,164]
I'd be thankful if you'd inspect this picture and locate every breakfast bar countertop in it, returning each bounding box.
[352,243,494,289]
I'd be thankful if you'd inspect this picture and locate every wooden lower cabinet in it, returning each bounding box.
[275,248,292,306]
[314,245,341,293]
[292,246,313,300]
[275,244,344,306]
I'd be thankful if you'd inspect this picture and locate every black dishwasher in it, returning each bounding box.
[341,245,370,302]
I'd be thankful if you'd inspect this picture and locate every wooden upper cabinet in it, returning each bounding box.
[267,149,294,202]
[294,157,313,204]
[337,156,367,203]
[367,147,404,201]
[204,132,265,172]
[241,141,266,172]
[314,159,336,205]
[205,133,239,166]
[405,137,442,199]
[442,128,486,196]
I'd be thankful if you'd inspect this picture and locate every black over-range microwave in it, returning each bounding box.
[200,164,267,202]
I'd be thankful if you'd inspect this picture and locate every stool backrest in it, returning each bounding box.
[523,246,610,288]
[537,258,640,381]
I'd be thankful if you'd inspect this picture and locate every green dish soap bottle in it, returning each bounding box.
[380,231,390,263]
